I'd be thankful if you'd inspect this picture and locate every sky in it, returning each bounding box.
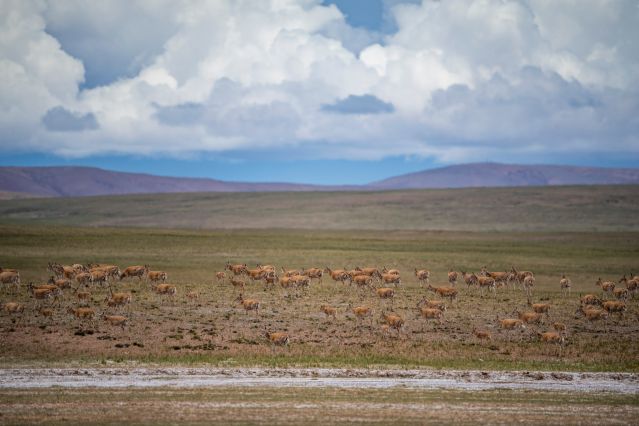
[0,0,638,184]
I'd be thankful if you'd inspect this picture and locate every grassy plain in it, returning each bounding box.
[1,386,638,425]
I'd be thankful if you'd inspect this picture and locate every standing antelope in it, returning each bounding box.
[235,293,260,315]
[596,278,615,298]
[560,275,571,297]
[414,269,430,287]
[447,270,458,286]
[102,314,129,331]
[426,285,458,302]
[523,275,535,297]
[216,271,227,283]
[381,311,405,335]
[374,287,395,309]
[461,271,478,289]
[320,304,337,319]
[265,331,289,346]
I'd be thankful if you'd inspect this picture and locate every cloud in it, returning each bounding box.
[0,0,637,165]
[42,106,98,131]
[322,94,394,114]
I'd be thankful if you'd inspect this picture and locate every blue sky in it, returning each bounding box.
[1,0,638,184]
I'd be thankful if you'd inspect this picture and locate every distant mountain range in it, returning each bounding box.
[0,163,638,198]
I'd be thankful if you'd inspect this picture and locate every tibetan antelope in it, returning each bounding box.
[560,275,571,297]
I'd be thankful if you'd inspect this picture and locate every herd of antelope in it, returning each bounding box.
[1,261,637,353]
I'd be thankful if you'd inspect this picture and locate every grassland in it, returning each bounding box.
[1,386,638,425]
[1,224,638,371]
[0,184,637,231]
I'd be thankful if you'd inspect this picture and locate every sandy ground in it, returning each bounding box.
[1,367,637,393]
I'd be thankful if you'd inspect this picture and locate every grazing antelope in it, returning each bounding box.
[235,293,260,315]
[67,307,96,326]
[320,304,337,319]
[324,268,349,285]
[381,273,401,287]
[230,277,246,292]
[580,294,602,307]
[216,271,226,283]
[529,302,551,314]
[225,262,247,276]
[575,305,609,322]
[416,297,446,311]
[447,270,458,286]
[147,270,167,284]
[427,284,458,302]
[414,269,430,287]
[473,327,492,341]
[560,275,571,297]
[102,314,128,331]
[0,271,20,292]
[119,265,149,281]
[381,311,405,335]
[265,331,289,346]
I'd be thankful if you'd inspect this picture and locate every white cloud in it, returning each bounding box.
[0,0,637,163]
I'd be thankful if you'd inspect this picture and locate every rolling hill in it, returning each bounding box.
[0,163,638,198]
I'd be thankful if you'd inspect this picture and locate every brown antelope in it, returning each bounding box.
[75,272,92,287]
[349,304,373,324]
[48,276,72,290]
[619,275,638,298]
[575,305,609,321]
[355,267,381,281]
[511,267,534,284]
[67,307,96,326]
[515,310,542,325]
[119,265,149,281]
[473,328,492,341]
[374,287,395,308]
[89,269,109,287]
[0,271,20,292]
[529,302,551,314]
[416,306,444,328]
[416,297,446,311]
[235,293,260,315]
[28,283,59,306]
[3,302,25,315]
[88,264,120,280]
[225,262,247,276]
[262,273,279,289]
[381,311,405,335]
[552,322,567,335]
[596,278,615,297]
[102,314,128,331]
[351,274,373,289]
[302,268,323,284]
[75,289,92,305]
[382,267,400,276]
[320,304,337,319]
[278,275,294,290]
[602,300,626,317]
[281,267,300,277]
[216,271,226,283]
[498,318,526,341]
[523,275,535,297]
[381,273,401,286]
[538,331,565,355]
[580,294,602,306]
[105,292,132,310]
[247,268,267,282]
[230,277,245,291]
[476,275,496,297]
[461,271,478,288]
[153,284,177,303]
[291,274,311,290]
[38,307,55,321]
[447,270,458,286]
[414,269,430,287]
[147,270,167,284]
[265,331,289,346]
[324,268,349,285]
[257,264,276,273]
[185,290,199,302]
[560,275,571,297]
[612,287,629,301]
[427,284,458,302]
[48,263,76,279]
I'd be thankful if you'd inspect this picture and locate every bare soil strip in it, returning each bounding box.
[1,367,637,393]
